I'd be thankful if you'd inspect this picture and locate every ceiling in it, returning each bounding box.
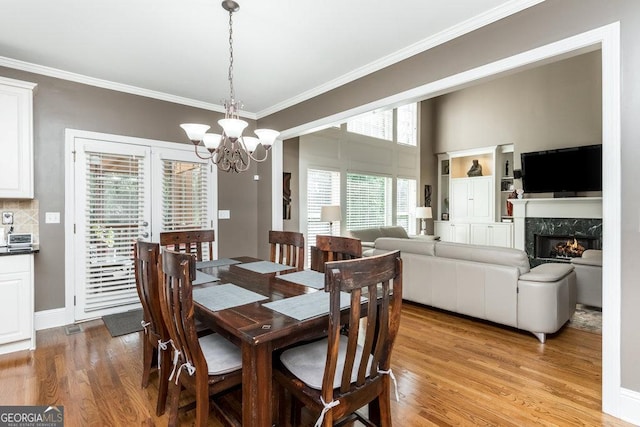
[0,0,540,119]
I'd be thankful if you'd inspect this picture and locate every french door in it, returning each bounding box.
[71,133,215,321]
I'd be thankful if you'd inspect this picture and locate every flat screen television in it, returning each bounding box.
[520,144,602,194]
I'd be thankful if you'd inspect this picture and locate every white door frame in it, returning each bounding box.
[273,23,629,422]
[64,129,218,323]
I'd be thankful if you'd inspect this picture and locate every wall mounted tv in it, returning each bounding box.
[520,144,602,194]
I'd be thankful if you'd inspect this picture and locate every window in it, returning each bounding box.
[346,173,392,231]
[161,159,209,231]
[346,109,393,141]
[396,178,417,234]
[306,168,340,264]
[397,103,417,146]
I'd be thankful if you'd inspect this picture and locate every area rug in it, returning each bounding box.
[102,309,144,337]
[567,304,602,334]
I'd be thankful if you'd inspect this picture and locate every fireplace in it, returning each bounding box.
[534,234,600,262]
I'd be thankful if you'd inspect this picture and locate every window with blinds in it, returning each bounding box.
[306,168,340,265]
[397,103,417,146]
[161,159,209,231]
[397,178,417,234]
[84,152,145,312]
[346,109,393,141]
[346,173,392,231]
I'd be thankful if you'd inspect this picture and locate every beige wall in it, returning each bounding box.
[433,50,602,168]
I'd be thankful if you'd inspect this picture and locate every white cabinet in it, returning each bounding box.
[450,177,493,222]
[435,221,470,243]
[0,254,34,354]
[0,77,36,199]
[470,223,513,247]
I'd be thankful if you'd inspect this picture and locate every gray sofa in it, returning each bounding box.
[347,226,409,248]
[571,249,602,308]
[370,238,577,343]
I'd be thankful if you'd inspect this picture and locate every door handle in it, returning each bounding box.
[141,221,149,227]
[140,232,149,238]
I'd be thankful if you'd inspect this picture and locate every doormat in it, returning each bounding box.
[567,304,602,334]
[103,309,144,337]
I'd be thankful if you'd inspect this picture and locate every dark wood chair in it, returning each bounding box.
[133,241,170,416]
[159,229,215,262]
[311,235,362,273]
[159,249,242,427]
[269,230,305,271]
[274,250,403,426]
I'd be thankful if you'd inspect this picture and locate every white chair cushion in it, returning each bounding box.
[198,333,242,375]
[280,335,373,390]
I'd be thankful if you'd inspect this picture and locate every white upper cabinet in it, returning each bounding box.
[0,77,36,199]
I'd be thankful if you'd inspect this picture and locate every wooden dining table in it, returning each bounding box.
[192,256,333,427]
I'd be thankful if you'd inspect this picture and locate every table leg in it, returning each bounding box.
[242,341,273,427]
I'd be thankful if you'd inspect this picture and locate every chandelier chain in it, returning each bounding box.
[227,8,235,105]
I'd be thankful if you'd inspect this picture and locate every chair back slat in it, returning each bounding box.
[313,235,362,273]
[134,241,167,340]
[160,230,215,262]
[159,250,204,374]
[269,230,305,270]
[323,250,402,400]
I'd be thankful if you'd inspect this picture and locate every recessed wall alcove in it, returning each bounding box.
[525,217,602,266]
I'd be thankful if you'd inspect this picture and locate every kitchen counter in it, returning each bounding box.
[0,245,39,256]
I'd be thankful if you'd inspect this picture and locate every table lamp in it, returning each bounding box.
[320,205,341,235]
[416,206,432,235]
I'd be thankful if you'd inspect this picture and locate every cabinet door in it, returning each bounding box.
[0,80,35,198]
[0,256,32,347]
[470,224,489,245]
[434,221,451,241]
[450,179,471,219]
[490,223,513,248]
[451,223,470,243]
[470,178,492,220]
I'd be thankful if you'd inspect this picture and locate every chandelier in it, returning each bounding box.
[180,0,279,173]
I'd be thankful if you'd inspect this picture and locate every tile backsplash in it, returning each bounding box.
[0,199,39,243]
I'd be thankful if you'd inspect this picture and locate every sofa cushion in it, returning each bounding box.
[349,226,409,242]
[381,226,410,239]
[434,241,530,275]
[570,249,602,267]
[374,237,436,256]
[519,262,574,282]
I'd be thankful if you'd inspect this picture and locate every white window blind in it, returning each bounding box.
[346,173,392,231]
[397,103,417,146]
[162,159,208,231]
[346,109,393,141]
[307,168,340,265]
[84,152,145,312]
[397,178,417,234]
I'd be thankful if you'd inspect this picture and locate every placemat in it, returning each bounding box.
[235,260,294,274]
[262,291,352,321]
[193,283,268,312]
[277,270,325,289]
[196,258,241,269]
[192,271,219,286]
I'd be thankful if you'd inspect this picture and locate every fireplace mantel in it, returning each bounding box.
[509,197,602,250]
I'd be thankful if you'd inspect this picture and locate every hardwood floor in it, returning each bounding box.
[0,303,631,426]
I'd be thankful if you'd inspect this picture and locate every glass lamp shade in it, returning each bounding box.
[254,128,280,147]
[180,123,211,142]
[243,136,260,152]
[202,133,222,149]
[320,205,342,222]
[218,118,248,138]
[415,207,433,219]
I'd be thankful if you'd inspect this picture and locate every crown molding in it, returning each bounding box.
[256,0,545,118]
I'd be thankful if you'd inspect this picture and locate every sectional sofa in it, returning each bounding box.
[369,237,577,343]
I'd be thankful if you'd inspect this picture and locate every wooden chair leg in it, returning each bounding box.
[155,348,171,416]
[141,337,153,388]
[376,377,393,426]
[166,380,181,427]
[194,376,210,427]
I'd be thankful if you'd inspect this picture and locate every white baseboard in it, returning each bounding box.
[35,308,69,331]
[619,387,640,425]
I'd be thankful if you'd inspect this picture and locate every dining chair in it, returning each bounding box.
[311,235,362,273]
[159,229,215,262]
[158,249,243,427]
[133,240,170,416]
[269,230,305,271]
[273,250,403,426]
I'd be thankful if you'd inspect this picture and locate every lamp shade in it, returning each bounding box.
[320,205,341,222]
[416,206,433,219]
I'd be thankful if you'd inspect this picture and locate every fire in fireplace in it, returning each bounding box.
[551,238,585,258]
[534,234,600,261]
